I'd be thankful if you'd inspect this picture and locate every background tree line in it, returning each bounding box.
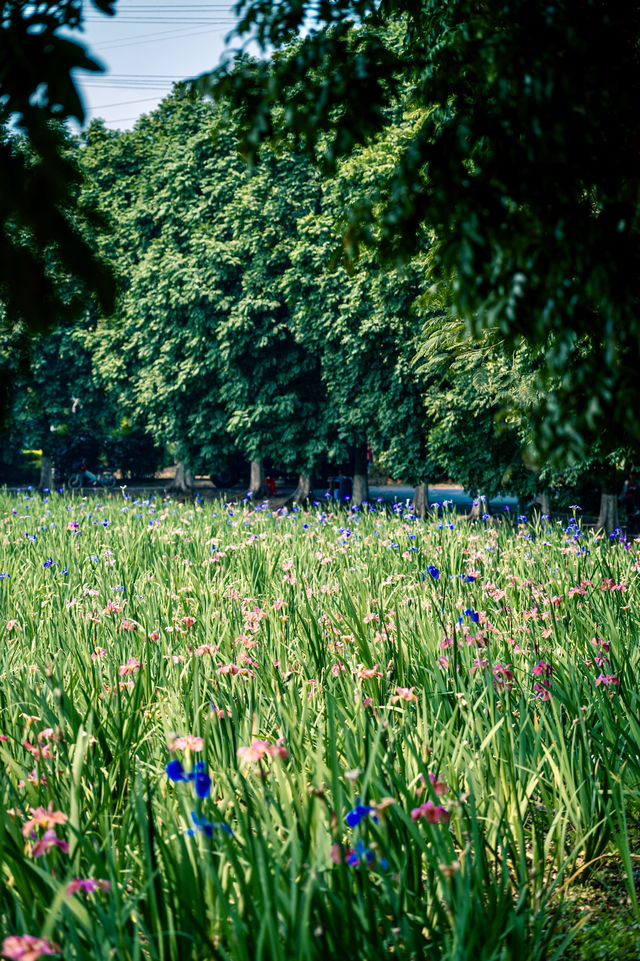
[2,2,638,530]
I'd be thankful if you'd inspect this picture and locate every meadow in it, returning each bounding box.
[1,489,639,961]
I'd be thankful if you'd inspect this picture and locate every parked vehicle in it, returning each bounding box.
[67,461,116,490]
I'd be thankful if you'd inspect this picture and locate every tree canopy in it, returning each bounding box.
[0,0,117,341]
[200,0,640,460]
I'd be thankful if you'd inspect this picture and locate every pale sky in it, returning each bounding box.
[67,0,246,130]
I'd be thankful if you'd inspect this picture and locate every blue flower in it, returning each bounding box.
[43,557,54,568]
[463,608,480,623]
[191,761,212,799]
[348,839,379,866]
[462,574,475,583]
[166,759,187,782]
[0,572,9,578]
[427,565,440,580]
[188,811,233,838]
[346,799,375,827]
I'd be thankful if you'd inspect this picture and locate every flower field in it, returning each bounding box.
[1,490,640,960]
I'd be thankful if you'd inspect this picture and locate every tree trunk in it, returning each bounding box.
[38,454,53,491]
[413,482,429,518]
[249,458,266,498]
[536,490,552,515]
[469,494,489,520]
[597,493,619,535]
[172,462,193,492]
[284,472,312,506]
[352,440,369,506]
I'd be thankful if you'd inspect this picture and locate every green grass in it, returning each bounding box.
[1,490,639,960]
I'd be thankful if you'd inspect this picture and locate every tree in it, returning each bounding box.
[281,109,434,506]
[81,88,333,497]
[214,142,328,499]
[0,1,117,336]
[80,92,243,486]
[0,1,118,430]
[413,319,538,507]
[0,311,126,488]
[199,0,640,460]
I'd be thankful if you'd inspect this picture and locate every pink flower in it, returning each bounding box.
[329,842,347,864]
[470,657,488,674]
[210,704,232,720]
[417,772,449,797]
[391,686,418,702]
[532,660,553,677]
[118,657,142,677]
[216,663,253,677]
[410,800,450,824]
[30,828,69,857]
[533,681,552,700]
[355,664,383,680]
[194,643,218,656]
[167,735,204,752]
[492,664,514,690]
[237,738,287,763]
[66,877,110,897]
[595,674,620,688]
[24,738,53,761]
[22,804,68,837]
[103,599,123,614]
[1,934,61,960]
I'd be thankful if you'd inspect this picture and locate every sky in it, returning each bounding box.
[67,0,247,130]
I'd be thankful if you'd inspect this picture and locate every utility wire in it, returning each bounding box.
[95,25,232,50]
[85,95,168,108]
[84,17,236,23]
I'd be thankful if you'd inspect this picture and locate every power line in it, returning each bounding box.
[84,17,236,24]
[96,24,232,50]
[81,73,187,78]
[85,95,167,108]
[98,115,144,123]
[82,84,180,90]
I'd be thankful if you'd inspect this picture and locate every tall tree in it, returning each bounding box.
[81,92,244,483]
[215,144,327,498]
[283,116,430,505]
[199,1,640,460]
